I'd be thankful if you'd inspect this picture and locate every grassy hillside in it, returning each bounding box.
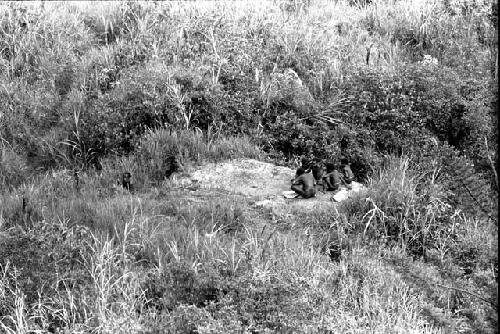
[0,0,497,333]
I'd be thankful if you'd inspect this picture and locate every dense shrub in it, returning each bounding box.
[207,77,263,136]
[408,140,497,220]
[255,58,494,182]
[143,262,223,311]
[62,61,210,158]
[339,156,456,256]
[263,110,336,158]
[1,1,496,183]
[339,152,496,262]
[0,2,497,333]
[321,63,496,176]
[0,220,91,313]
[0,144,29,191]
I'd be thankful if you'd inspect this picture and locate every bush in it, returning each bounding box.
[339,155,457,256]
[207,77,263,136]
[71,61,225,158]
[407,139,496,220]
[0,144,29,191]
[143,262,223,312]
[133,128,262,184]
[330,63,495,166]
[0,219,91,315]
[258,61,494,180]
[264,110,337,159]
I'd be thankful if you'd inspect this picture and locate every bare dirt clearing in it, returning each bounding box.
[175,159,365,214]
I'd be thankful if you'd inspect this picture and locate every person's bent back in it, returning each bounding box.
[291,167,316,199]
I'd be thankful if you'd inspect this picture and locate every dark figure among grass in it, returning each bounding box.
[311,162,326,192]
[340,157,354,190]
[291,167,316,199]
[323,162,342,192]
[122,172,133,191]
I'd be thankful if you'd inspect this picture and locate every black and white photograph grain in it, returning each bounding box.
[0,0,497,333]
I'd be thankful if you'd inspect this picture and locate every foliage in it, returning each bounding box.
[0,143,29,191]
[0,219,92,332]
[406,139,497,220]
[0,0,496,181]
[0,1,497,333]
[132,128,262,186]
[338,154,496,265]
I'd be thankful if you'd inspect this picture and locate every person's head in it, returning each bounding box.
[168,155,183,172]
[122,172,131,182]
[325,162,336,173]
[340,157,349,166]
[122,172,132,190]
[295,166,306,176]
[301,157,310,169]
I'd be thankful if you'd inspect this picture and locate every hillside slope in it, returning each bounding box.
[0,157,496,333]
[0,0,497,332]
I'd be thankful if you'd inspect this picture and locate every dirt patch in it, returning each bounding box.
[177,159,294,198]
[175,159,366,214]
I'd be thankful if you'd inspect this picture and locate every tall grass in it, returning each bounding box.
[138,128,262,164]
[0,141,29,191]
[129,128,263,187]
[335,155,465,258]
[0,165,449,333]
[0,165,495,332]
[0,1,496,332]
[0,0,495,174]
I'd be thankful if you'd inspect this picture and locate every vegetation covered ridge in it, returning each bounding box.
[0,0,497,333]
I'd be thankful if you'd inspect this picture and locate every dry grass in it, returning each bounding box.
[0,0,496,332]
[1,152,496,332]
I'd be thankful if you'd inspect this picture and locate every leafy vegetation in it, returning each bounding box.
[0,0,497,333]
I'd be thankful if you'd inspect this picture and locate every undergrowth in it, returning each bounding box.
[0,0,497,333]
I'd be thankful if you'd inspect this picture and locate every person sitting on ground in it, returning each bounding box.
[298,157,311,174]
[291,166,316,199]
[340,157,354,190]
[293,156,312,180]
[311,162,327,192]
[323,162,342,192]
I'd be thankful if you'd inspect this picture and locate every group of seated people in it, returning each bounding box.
[291,157,355,199]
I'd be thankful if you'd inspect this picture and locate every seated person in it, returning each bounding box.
[340,157,354,189]
[298,157,311,173]
[311,162,326,192]
[291,167,316,199]
[323,162,342,192]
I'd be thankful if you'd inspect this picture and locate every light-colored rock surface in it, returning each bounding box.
[263,68,315,111]
[175,159,367,215]
[177,159,294,198]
